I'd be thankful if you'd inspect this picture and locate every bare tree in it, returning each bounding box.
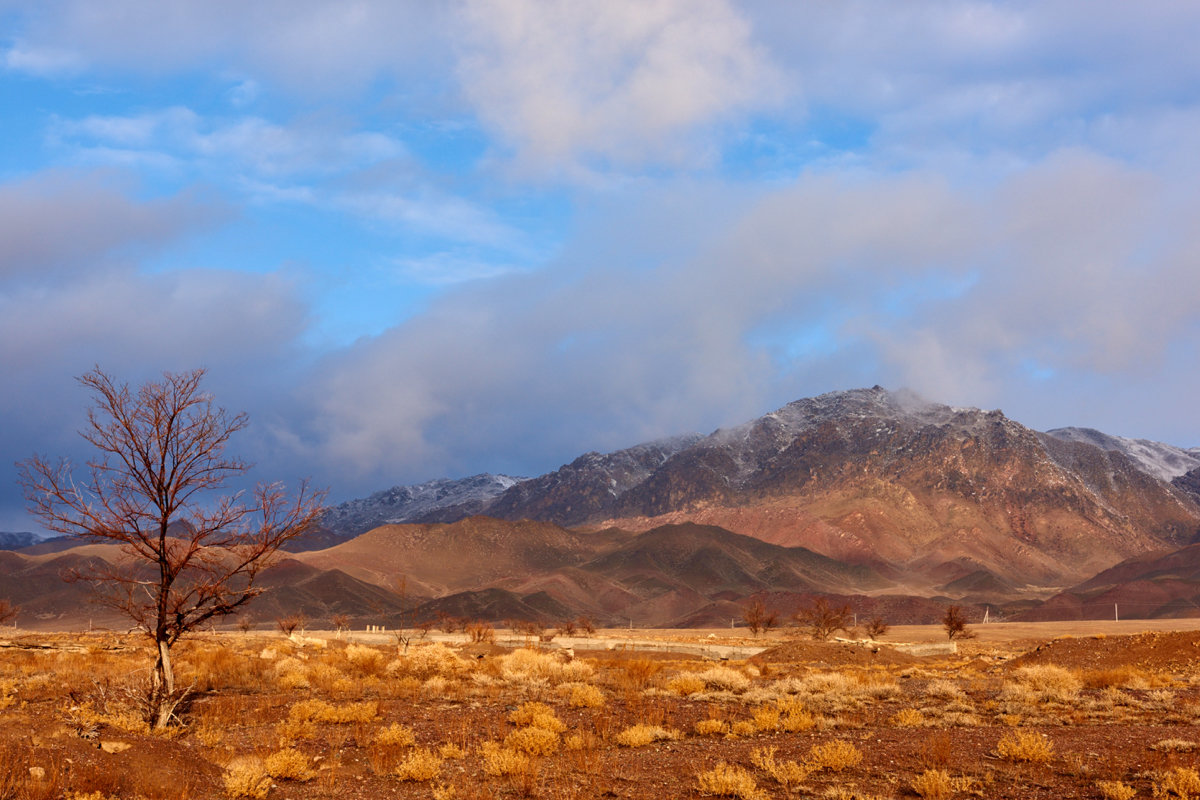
[864,616,890,640]
[793,597,852,641]
[18,367,324,729]
[742,597,778,637]
[942,606,976,640]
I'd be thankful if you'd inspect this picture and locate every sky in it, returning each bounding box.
[4,1,1200,532]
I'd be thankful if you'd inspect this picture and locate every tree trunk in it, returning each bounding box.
[151,637,175,729]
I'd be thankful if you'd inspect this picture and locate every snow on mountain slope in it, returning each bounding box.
[1044,427,1200,482]
[320,473,526,537]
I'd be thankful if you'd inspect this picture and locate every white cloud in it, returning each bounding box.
[2,42,84,76]
[455,0,784,175]
[54,108,407,178]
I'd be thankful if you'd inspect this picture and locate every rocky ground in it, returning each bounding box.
[2,623,1200,799]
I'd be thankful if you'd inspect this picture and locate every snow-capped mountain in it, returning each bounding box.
[1044,427,1200,482]
[318,473,526,537]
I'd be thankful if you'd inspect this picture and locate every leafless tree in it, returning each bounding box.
[942,605,976,640]
[18,367,324,729]
[864,616,890,640]
[742,597,779,637]
[793,597,852,641]
[277,612,307,637]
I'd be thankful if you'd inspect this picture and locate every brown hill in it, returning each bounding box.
[0,547,413,631]
[292,516,627,597]
[1018,543,1200,621]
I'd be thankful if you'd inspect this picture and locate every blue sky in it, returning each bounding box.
[4,1,1200,531]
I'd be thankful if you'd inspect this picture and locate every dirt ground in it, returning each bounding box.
[4,620,1200,799]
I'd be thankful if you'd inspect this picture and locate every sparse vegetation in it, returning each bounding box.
[0,620,1196,797]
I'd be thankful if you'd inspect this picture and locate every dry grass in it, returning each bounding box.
[995,730,1055,764]
[615,724,680,747]
[1154,767,1200,799]
[696,761,767,800]
[394,748,443,782]
[264,747,315,781]
[223,757,271,799]
[1096,780,1138,800]
[807,740,863,772]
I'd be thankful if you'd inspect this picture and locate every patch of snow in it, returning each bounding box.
[1044,427,1200,482]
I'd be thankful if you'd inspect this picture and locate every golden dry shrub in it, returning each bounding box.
[807,740,863,772]
[432,784,457,800]
[344,644,387,675]
[1005,664,1081,703]
[264,748,315,782]
[615,724,679,747]
[995,730,1055,764]
[394,748,442,782]
[289,699,378,724]
[667,673,707,697]
[438,742,467,760]
[695,761,767,800]
[223,757,271,800]
[730,720,757,737]
[891,708,925,727]
[566,682,605,709]
[1083,666,1152,690]
[276,717,317,744]
[750,746,812,792]
[1154,767,1200,799]
[505,726,560,756]
[1096,780,1138,800]
[694,719,729,736]
[369,722,418,772]
[924,679,966,701]
[481,741,532,777]
[508,701,567,732]
[776,697,816,732]
[392,643,468,680]
[751,705,780,732]
[498,647,593,685]
[375,722,417,747]
[697,666,751,693]
[910,769,953,800]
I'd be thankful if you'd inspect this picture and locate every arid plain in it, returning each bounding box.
[5,619,1200,799]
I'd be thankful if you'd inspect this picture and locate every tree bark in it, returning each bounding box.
[152,636,175,729]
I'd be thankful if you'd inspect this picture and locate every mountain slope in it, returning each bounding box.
[1018,543,1200,621]
[482,387,1200,588]
[1044,427,1200,482]
[310,473,526,544]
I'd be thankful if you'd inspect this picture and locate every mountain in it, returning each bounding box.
[1017,543,1200,621]
[1044,427,1200,482]
[479,387,1200,589]
[301,473,526,549]
[0,532,40,551]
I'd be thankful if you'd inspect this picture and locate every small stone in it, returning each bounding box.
[100,740,131,754]
[28,767,45,780]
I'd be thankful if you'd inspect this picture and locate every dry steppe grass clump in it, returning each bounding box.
[696,761,766,800]
[9,623,1200,798]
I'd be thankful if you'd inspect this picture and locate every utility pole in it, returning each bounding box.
[1115,603,1119,622]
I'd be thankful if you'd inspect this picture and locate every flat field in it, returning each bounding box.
[4,620,1200,799]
